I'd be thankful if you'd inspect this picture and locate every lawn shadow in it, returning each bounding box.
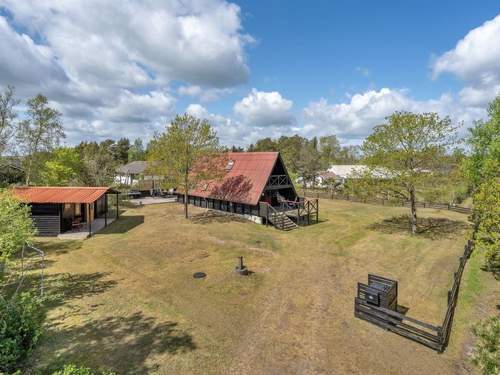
[99,215,145,234]
[39,312,196,374]
[3,272,118,311]
[368,215,470,240]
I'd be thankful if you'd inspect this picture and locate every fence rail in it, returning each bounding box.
[354,238,475,352]
[304,189,472,215]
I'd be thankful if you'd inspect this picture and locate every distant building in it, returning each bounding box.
[327,164,390,184]
[115,161,163,193]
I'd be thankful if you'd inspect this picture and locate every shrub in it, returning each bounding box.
[51,364,116,375]
[473,179,500,278]
[0,190,36,274]
[471,316,500,375]
[0,293,44,373]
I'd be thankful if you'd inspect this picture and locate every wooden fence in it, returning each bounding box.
[354,239,475,352]
[304,189,472,215]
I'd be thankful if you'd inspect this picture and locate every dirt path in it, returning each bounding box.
[230,242,339,374]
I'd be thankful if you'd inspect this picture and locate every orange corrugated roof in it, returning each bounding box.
[12,186,113,204]
[188,152,280,205]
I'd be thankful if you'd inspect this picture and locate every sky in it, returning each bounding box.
[0,0,499,147]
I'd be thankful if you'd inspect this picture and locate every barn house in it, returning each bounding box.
[177,152,318,230]
[12,186,120,238]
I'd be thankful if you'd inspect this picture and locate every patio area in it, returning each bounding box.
[128,196,177,206]
[57,217,116,240]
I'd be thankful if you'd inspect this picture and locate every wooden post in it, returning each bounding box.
[104,194,108,227]
[116,193,119,219]
[88,203,92,237]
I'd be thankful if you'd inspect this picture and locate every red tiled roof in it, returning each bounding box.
[12,186,113,204]
[188,152,279,206]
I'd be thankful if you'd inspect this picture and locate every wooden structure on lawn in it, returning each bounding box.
[355,239,474,352]
[176,152,319,230]
[12,186,120,237]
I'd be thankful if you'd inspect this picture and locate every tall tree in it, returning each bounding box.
[277,135,307,174]
[113,137,130,164]
[296,140,322,194]
[40,147,83,186]
[0,86,19,156]
[16,94,64,185]
[462,96,500,190]
[76,141,117,186]
[128,138,146,161]
[318,135,341,169]
[362,111,458,233]
[462,96,500,278]
[148,114,221,219]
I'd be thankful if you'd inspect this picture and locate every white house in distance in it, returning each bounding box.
[115,161,164,193]
[314,165,390,187]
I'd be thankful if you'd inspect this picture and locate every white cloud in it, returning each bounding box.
[0,0,252,142]
[185,103,290,147]
[101,90,176,123]
[178,85,232,102]
[432,14,500,106]
[303,88,485,142]
[234,89,295,126]
[0,16,66,91]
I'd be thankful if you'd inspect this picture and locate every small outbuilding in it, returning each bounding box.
[12,186,120,237]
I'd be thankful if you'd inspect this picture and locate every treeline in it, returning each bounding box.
[245,135,361,176]
[0,86,148,187]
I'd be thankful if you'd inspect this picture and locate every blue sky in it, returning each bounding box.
[0,1,499,146]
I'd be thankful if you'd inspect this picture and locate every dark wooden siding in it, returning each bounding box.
[176,194,261,217]
[32,215,60,236]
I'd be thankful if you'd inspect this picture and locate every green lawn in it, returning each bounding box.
[19,199,497,374]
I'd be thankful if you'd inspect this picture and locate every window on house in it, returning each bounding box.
[225,160,235,171]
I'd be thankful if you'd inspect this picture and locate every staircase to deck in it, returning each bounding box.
[267,206,298,231]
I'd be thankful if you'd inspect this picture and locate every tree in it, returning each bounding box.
[76,142,117,186]
[338,145,362,164]
[362,111,458,233]
[0,85,19,157]
[250,137,278,152]
[0,190,35,277]
[296,140,321,194]
[277,135,307,174]
[41,147,83,186]
[462,97,500,190]
[474,179,500,277]
[471,316,499,375]
[318,135,341,169]
[0,292,44,373]
[128,138,146,161]
[462,96,500,278]
[16,94,65,185]
[148,114,221,219]
[113,137,130,164]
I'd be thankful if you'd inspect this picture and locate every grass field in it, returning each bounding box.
[22,199,498,374]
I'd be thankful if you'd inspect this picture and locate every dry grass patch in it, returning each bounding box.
[16,199,497,374]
